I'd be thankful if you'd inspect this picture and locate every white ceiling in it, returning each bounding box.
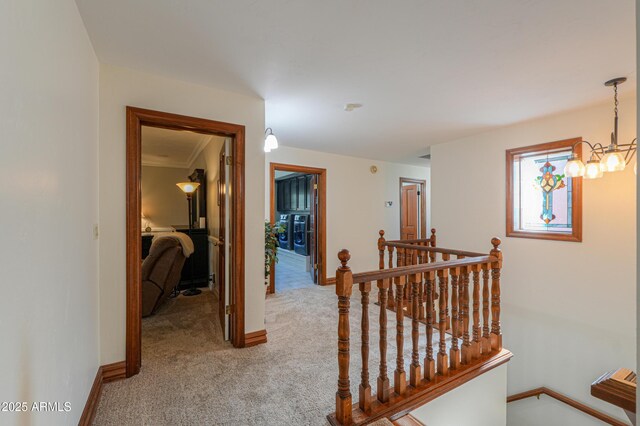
[142,126,212,168]
[77,0,636,165]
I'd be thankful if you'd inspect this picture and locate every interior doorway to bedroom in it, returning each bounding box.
[268,163,327,294]
[125,107,246,378]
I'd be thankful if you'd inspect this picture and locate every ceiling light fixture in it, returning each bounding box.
[264,128,278,153]
[344,103,363,112]
[564,77,636,179]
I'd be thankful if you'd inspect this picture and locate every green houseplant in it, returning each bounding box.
[265,221,285,280]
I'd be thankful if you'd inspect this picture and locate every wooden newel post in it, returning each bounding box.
[336,249,353,425]
[489,238,503,352]
[430,228,437,248]
[378,230,386,270]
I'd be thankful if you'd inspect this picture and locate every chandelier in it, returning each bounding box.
[564,77,636,179]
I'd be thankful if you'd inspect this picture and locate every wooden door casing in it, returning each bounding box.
[399,177,427,241]
[309,175,318,283]
[401,184,418,240]
[218,149,226,334]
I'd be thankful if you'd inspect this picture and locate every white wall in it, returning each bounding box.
[411,364,508,426]
[99,64,265,364]
[0,1,99,425]
[141,166,191,227]
[265,146,430,275]
[431,98,636,425]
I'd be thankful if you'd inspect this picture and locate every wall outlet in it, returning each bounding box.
[385,201,393,207]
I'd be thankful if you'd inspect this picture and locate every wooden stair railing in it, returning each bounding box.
[328,231,512,426]
[508,387,629,426]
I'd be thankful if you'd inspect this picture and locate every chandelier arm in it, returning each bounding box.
[572,140,599,157]
[577,140,606,161]
[623,138,637,163]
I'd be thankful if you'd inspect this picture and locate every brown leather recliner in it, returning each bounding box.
[141,237,187,317]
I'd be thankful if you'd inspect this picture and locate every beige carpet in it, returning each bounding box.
[94,286,448,425]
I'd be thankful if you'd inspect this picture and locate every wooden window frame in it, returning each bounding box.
[126,107,246,378]
[505,137,583,242]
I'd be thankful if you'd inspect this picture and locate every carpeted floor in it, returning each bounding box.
[93,285,448,425]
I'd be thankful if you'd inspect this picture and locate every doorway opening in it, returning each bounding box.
[399,177,427,240]
[126,107,246,378]
[268,163,327,294]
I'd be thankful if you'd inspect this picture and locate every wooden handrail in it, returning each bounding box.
[507,387,629,426]
[351,256,495,284]
[382,242,487,258]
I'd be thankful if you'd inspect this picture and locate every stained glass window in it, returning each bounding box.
[507,139,582,242]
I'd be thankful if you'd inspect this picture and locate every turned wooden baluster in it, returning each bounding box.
[405,248,414,316]
[442,253,451,332]
[335,250,353,425]
[410,273,421,387]
[460,266,472,365]
[471,265,481,360]
[377,278,390,403]
[436,268,449,376]
[417,245,426,320]
[423,271,436,381]
[359,281,371,412]
[449,266,460,370]
[428,230,437,321]
[377,230,386,308]
[394,275,407,395]
[397,248,406,315]
[490,238,503,351]
[387,246,395,309]
[481,264,491,355]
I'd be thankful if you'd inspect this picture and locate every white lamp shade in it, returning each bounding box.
[265,133,278,150]
[584,160,604,179]
[564,158,585,178]
[601,150,626,172]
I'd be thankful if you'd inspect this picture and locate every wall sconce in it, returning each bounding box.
[564,77,637,179]
[264,128,278,153]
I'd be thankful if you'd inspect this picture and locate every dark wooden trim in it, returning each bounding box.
[101,361,127,383]
[399,178,427,240]
[126,107,247,376]
[508,387,627,426]
[505,137,583,242]
[324,277,336,285]
[244,329,267,347]
[268,162,327,294]
[79,361,126,426]
[78,367,103,426]
[328,349,513,425]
